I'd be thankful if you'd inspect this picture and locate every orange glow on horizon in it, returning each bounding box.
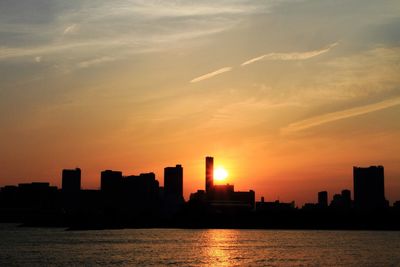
[0,0,400,207]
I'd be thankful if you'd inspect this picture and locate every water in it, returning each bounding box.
[1,224,400,266]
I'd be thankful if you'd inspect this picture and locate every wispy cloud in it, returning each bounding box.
[0,41,124,60]
[130,1,263,18]
[77,56,116,68]
[63,24,78,35]
[0,0,266,65]
[190,67,232,83]
[189,42,338,83]
[281,96,400,134]
[241,42,338,66]
[190,42,338,83]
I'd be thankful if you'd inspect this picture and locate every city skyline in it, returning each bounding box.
[0,155,397,207]
[1,1,400,266]
[1,0,400,206]
[1,156,398,231]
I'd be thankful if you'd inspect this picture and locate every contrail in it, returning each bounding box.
[190,67,232,83]
[282,96,400,134]
[241,42,338,66]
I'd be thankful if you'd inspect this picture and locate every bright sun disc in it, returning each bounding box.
[214,167,228,182]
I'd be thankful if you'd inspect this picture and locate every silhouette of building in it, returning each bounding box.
[341,189,352,208]
[190,157,255,212]
[100,170,123,193]
[330,193,343,209]
[163,165,184,214]
[353,166,386,210]
[123,172,160,213]
[62,168,81,192]
[18,182,57,193]
[318,191,328,208]
[0,185,18,194]
[189,190,207,203]
[208,184,254,210]
[124,172,159,201]
[2,160,400,230]
[213,184,234,193]
[205,156,214,192]
[164,165,183,200]
[302,202,318,210]
[256,198,295,212]
[17,182,59,211]
[329,190,352,210]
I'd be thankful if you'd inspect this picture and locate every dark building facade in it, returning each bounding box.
[208,184,254,209]
[17,182,59,210]
[164,165,183,200]
[341,189,352,208]
[123,173,160,212]
[205,156,214,192]
[124,173,159,200]
[330,189,352,210]
[62,168,81,192]
[353,166,386,210]
[256,199,295,212]
[318,191,328,208]
[100,170,123,193]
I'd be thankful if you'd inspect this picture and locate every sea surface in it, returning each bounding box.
[1,224,400,266]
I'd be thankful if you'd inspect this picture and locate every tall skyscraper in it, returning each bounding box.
[62,168,81,192]
[205,156,214,192]
[164,164,183,199]
[353,166,385,210]
[318,191,328,208]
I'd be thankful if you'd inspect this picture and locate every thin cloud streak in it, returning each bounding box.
[63,24,78,35]
[0,28,228,62]
[282,96,400,134]
[0,41,116,60]
[190,42,338,83]
[190,67,232,83]
[241,42,338,66]
[0,1,267,65]
[77,56,116,68]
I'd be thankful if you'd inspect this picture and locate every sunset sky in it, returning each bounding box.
[1,0,399,205]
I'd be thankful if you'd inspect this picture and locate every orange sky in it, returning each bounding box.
[0,0,400,205]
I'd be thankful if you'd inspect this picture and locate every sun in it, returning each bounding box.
[214,167,228,182]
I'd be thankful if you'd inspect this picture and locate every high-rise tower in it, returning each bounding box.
[205,156,214,192]
[164,164,183,199]
[62,168,81,193]
[353,166,385,210]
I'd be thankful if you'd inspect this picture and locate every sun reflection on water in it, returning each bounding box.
[201,229,242,266]
[1,227,400,266]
